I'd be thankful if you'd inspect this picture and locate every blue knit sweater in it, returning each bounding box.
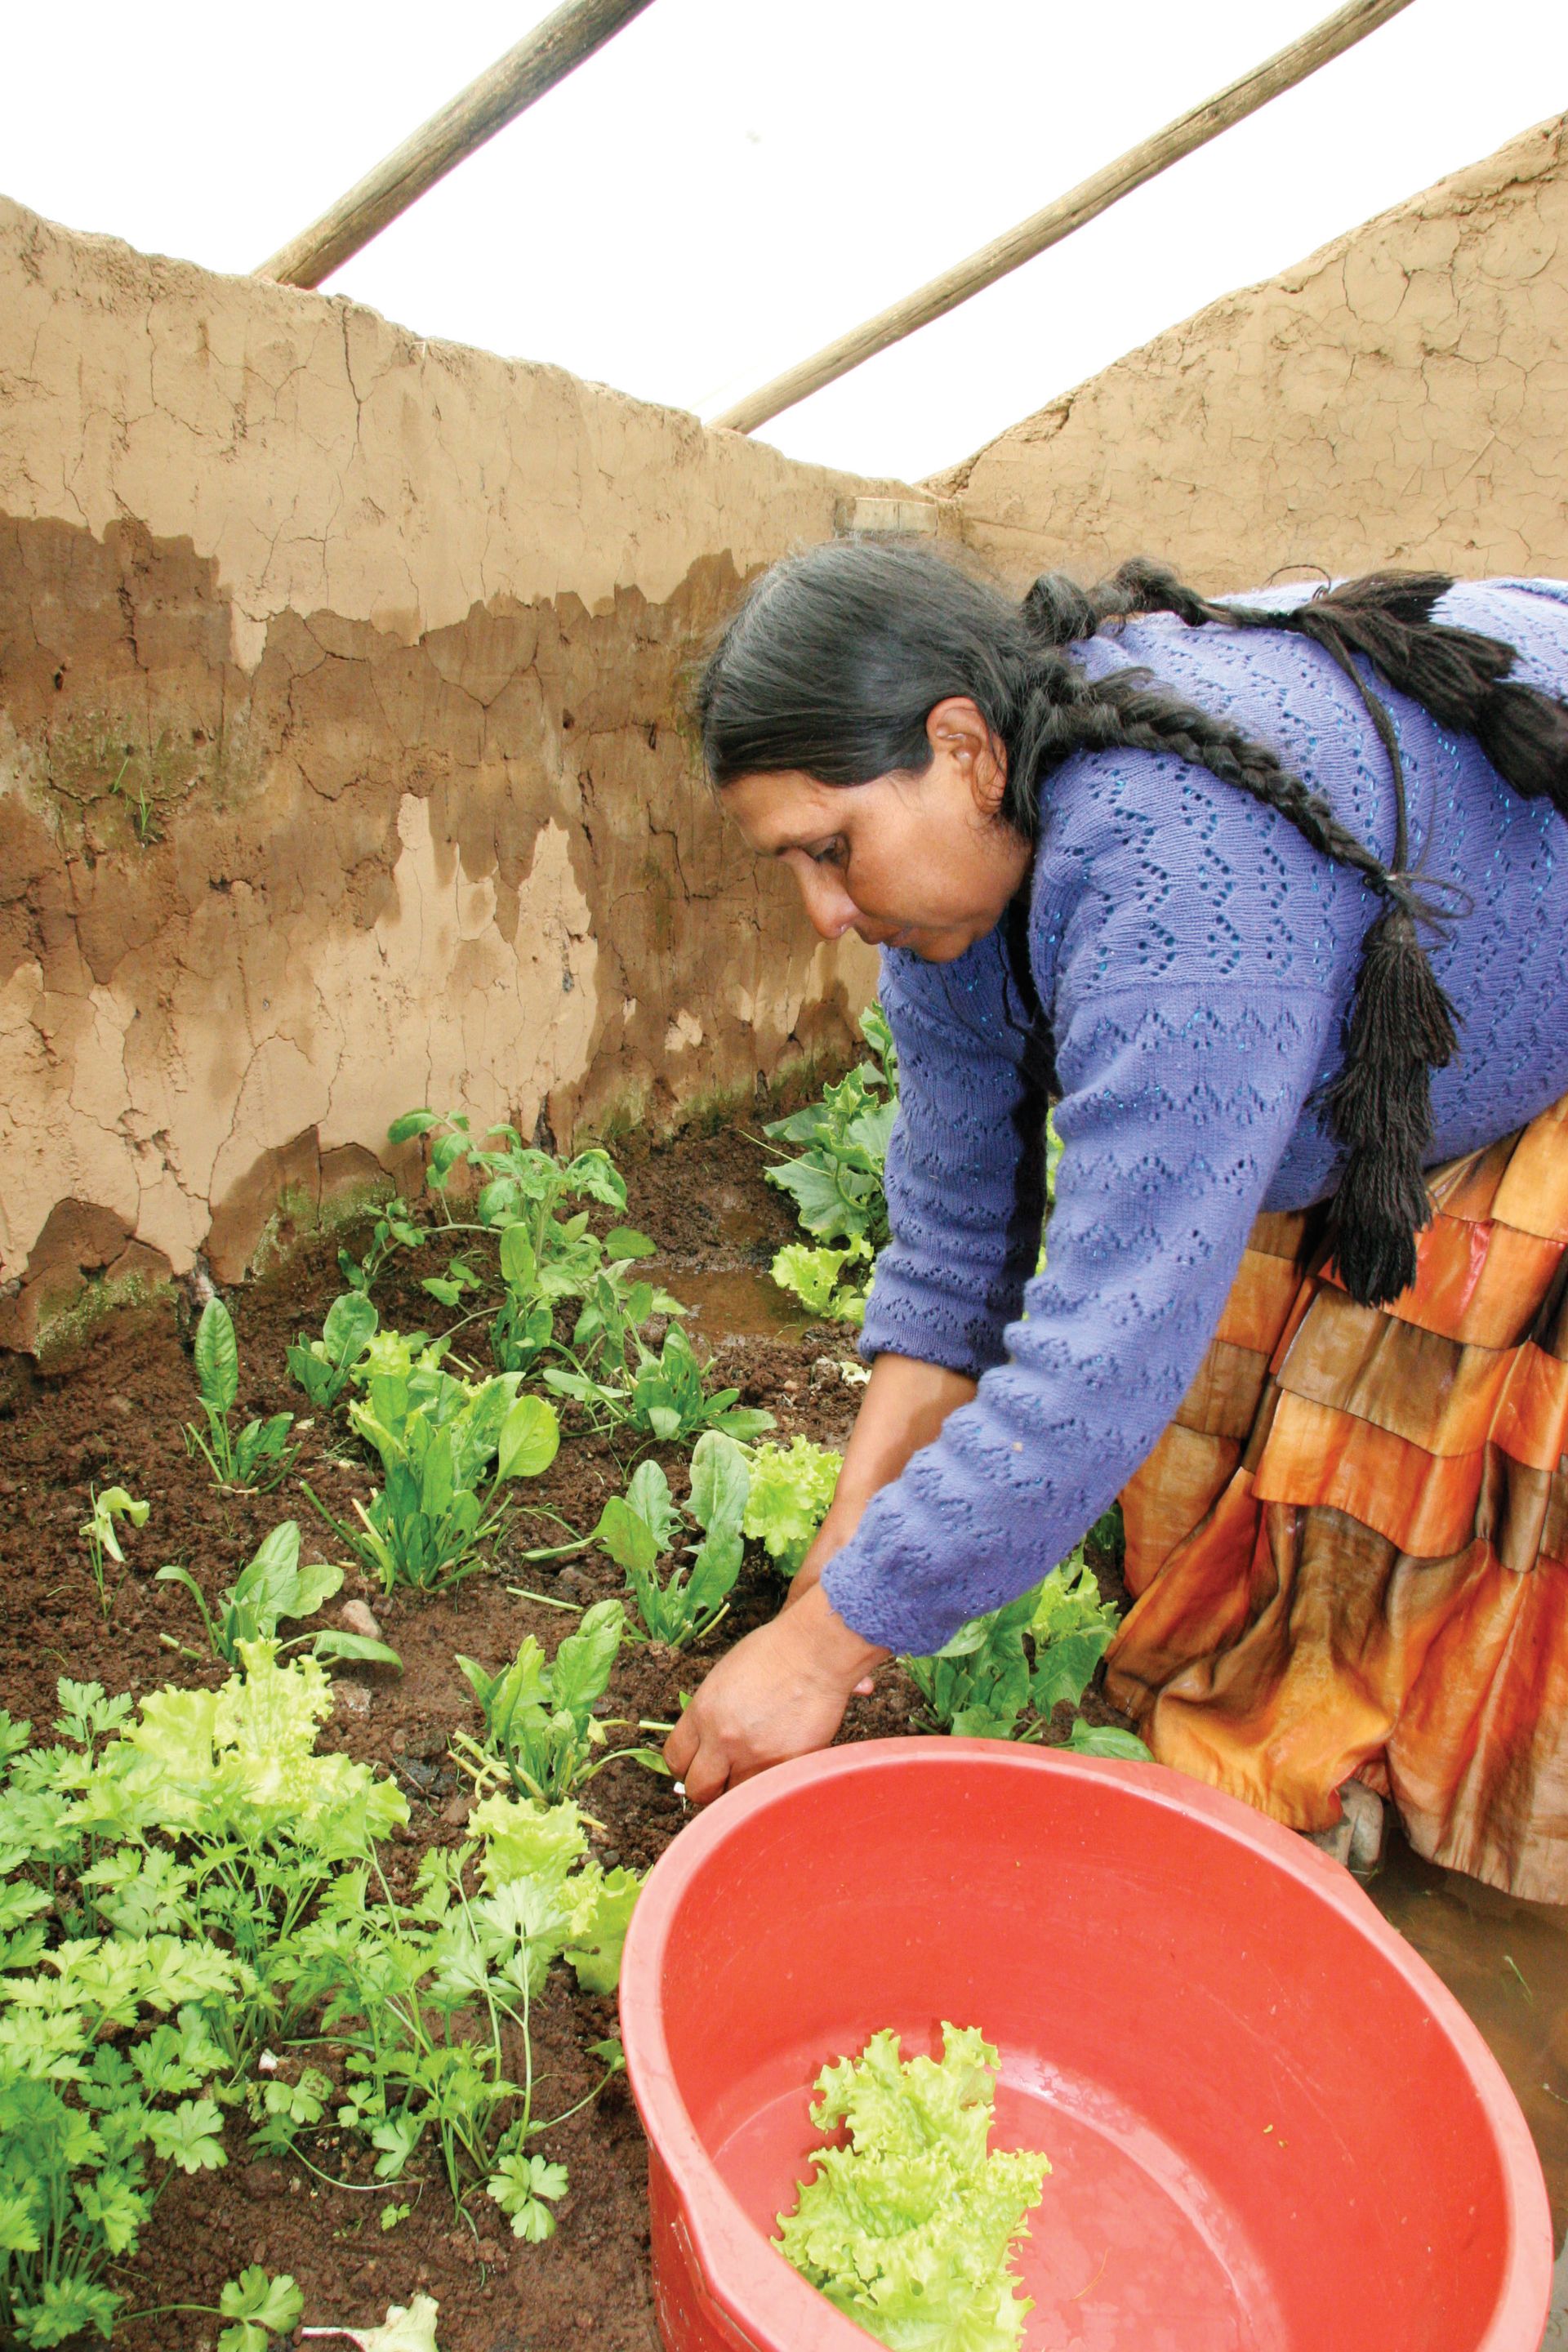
[821,580,1568,1657]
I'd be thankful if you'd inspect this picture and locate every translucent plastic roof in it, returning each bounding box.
[7,0,1566,480]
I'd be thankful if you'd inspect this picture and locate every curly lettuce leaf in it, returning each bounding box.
[776,2024,1048,2352]
[742,1438,844,1576]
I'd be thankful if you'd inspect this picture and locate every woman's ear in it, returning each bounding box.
[926,696,1009,814]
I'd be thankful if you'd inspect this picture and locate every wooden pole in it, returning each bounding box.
[711,0,1419,435]
[254,0,657,290]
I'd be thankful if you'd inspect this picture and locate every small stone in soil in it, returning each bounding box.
[334,1681,372,1717]
[339,1597,385,1642]
[555,1566,592,1601]
[442,1795,471,1827]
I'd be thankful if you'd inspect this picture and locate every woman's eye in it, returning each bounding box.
[813,840,849,869]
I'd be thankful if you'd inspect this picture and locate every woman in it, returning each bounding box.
[663,541,1568,1900]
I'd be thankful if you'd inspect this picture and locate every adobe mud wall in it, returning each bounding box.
[0,198,906,1347]
[938,113,1568,592]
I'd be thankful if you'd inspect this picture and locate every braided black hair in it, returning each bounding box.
[697,541,1568,1307]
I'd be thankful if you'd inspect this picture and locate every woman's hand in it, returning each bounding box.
[662,1583,890,1806]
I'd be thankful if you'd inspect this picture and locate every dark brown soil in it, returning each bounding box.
[0,1120,1131,2352]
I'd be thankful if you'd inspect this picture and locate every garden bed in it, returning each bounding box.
[0,1113,1132,2352]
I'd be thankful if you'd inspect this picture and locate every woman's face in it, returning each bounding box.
[719,697,1031,964]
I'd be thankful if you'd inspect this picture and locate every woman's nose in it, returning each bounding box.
[795,864,861,942]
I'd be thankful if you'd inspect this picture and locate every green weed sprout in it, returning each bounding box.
[592,1437,751,1647]
[454,1597,661,1804]
[186,1295,296,1491]
[156,1521,402,1674]
[78,1482,149,1617]
[742,1437,843,1575]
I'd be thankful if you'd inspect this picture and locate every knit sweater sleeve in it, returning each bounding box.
[822,755,1350,1656]
[856,935,1049,1382]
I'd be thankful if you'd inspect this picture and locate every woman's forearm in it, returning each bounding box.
[800,1352,976,1575]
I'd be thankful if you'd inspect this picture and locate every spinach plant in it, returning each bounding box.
[156,1521,402,1673]
[389,1109,684,1387]
[454,1598,657,1804]
[742,1437,843,1575]
[287,1290,381,1409]
[593,1437,751,1646]
[186,1297,296,1491]
[904,1552,1150,1759]
[546,1320,773,1446]
[78,1484,149,1619]
[309,1334,560,1594]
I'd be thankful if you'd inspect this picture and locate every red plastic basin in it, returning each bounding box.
[619,1740,1552,2352]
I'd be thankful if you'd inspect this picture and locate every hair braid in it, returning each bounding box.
[1014,559,1568,1306]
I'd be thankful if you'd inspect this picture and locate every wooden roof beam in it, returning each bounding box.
[255,0,657,291]
[710,0,1419,436]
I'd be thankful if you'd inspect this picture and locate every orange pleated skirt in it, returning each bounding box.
[1105,1092,1568,1900]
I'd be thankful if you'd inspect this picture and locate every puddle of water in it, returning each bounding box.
[1369,1829,1568,2315]
[655,1263,812,1342]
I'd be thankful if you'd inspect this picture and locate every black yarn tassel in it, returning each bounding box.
[1326,895,1459,1308]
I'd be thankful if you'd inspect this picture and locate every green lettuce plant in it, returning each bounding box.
[185,1297,296,1491]
[70,1642,409,2065]
[776,2023,1049,2352]
[742,1437,843,1575]
[592,1437,751,1646]
[155,1522,401,1674]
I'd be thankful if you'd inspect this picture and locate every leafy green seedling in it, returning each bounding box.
[337,1197,424,1296]
[595,1437,751,1647]
[764,1004,897,1254]
[742,1437,843,1575]
[186,1295,296,1490]
[217,2266,306,2352]
[157,1521,401,1673]
[310,1339,560,1594]
[903,1549,1150,1757]
[454,1599,655,1803]
[544,1316,773,1444]
[288,1289,381,1409]
[770,1240,871,1325]
[302,2296,443,2352]
[78,1482,149,1617]
[776,2023,1047,2352]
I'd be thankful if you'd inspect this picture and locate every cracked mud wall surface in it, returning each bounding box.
[938,114,1568,592]
[0,199,893,1343]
